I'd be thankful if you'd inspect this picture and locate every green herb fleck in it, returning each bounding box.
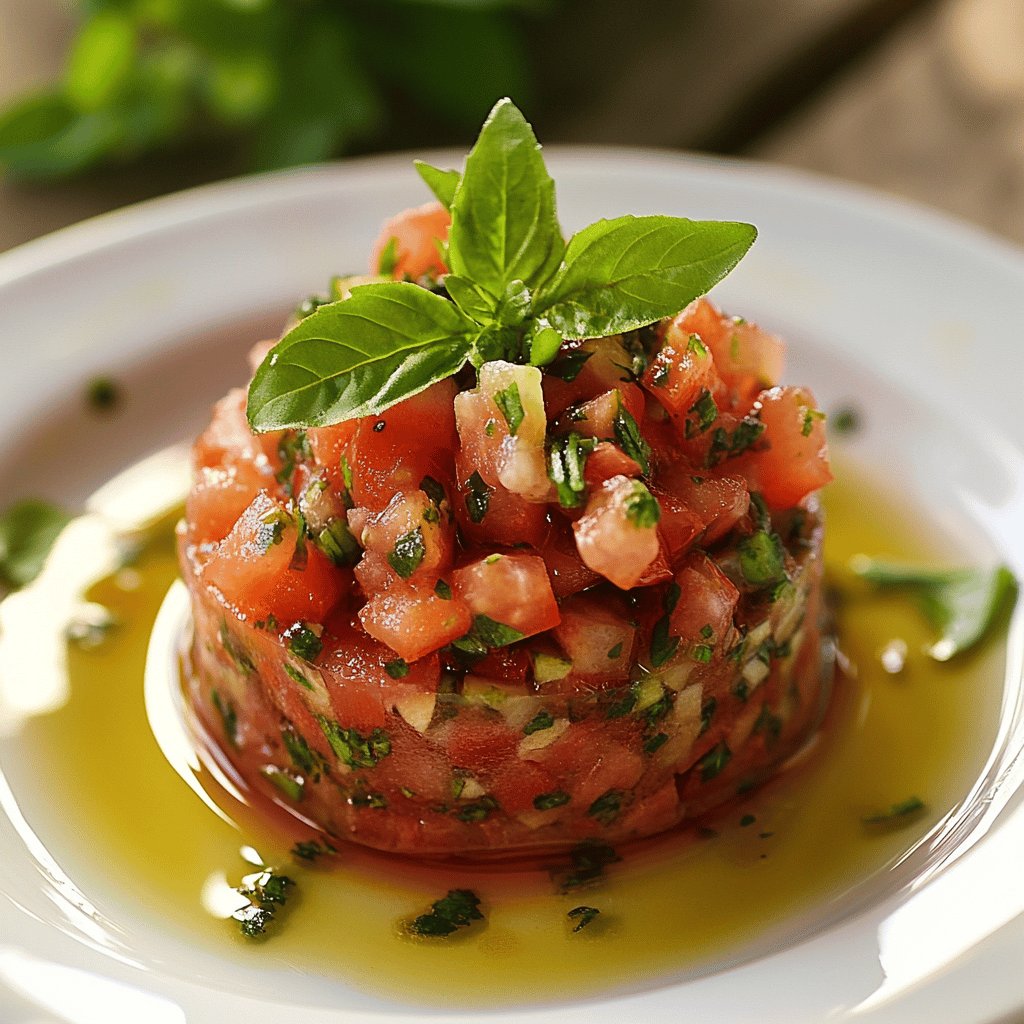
[587,789,624,826]
[261,765,304,802]
[567,905,601,932]
[86,376,120,411]
[388,527,426,579]
[284,663,314,691]
[316,716,391,769]
[285,622,322,662]
[685,388,718,437]
[291,839,337,863]
[524,709,555,735]
[534,790,570,810]
[613,405,651,475]
[232,868,295,939]
[212,690,238,748]
[649,615,680,668]
[0,499,71,589]
[624,481,661,529]
[493,381,525,436]
[547,349,593,382]
[698,741,731,782]
[552,841,621,893]
[862,796,926,829]
[607,642,623,659]
[455,796,498,822]
[464,471,492,524]
[548,432,597,508]
[643,732,669,755]
[385,658,409,679]
[407,889,483,938]
[738,530,787,588]
[801,406,826,436]
[434,578,453,600]
[452,615,524,655]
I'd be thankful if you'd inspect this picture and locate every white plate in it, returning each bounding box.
[0,150,1023,1024]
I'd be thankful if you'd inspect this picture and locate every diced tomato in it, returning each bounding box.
[452,450,549,548]
[356,489,453,591]
[668,298,784,405]
[542,335,636,418]
[369,201,450,280]
[455,361,551,501]
[203,493,346,624]
[573,475,662,590]
[186,463,268,546]
[446,716,521,775]
[583,441,641,487]
[642,325,723,427]
[307,419,358,481]
[670,552,740,650]
[453,552,560,638]
[193,388,283,477]
[488,759,559,816]
[358,581,472,662]
[470,645,532,685]
[553,594,637,682]
[535,520,601,598]
[656,465,750,546]
[559,385,645,441]
[344,380,458,513]
[736,386,832,510]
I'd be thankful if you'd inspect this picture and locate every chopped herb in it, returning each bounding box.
[464,471,492,523]
[607,642,624,659]
[316,716,391,769]
[420,475,447,508]
[255,508,288,553]
[314,519,361,567]
[613,405,651,475]
[385,658,409,679]
[739,813,756,827]
[524,709,555,735]
[731,678,749,702]
[261,765,304,802]
[640,691,672,727]
[605,688,637,719]
[291,839,337,863]
[350,790,388,809]
[692,643,713,663]
[86,376,120,411]
[281,727,317,775]
[284,663,314,690]
[831,406,861,435]
[0,499,72,589]
[534,790,570,810]
[801,406,826,436]
[339,454,354,494]
[434,578,453,600]
[567,905,601,932]
[706,415,765,467]
[738,530,787,588]
[649,615,680,668]
[275,431,311,494]
[643,732,669,755]
[624,481,661,529]
[548,432,597,508]
[452,614,524,655]
[388,527,426,579]
[493,381,526,435]
[285,622,322,662]
[687,333,709,357]
[455,796,498,822]
[698,741,731,781]
[753,704,782,745]
[650,360,670,387]
[685,388,718,437]
[407,889,483,938]
[850,557,1018,661]
[377,235,399,276]
[699,623,714,639]
[587,789,624,826]
[664,581,682,614]
[862,796,926,828]
[232,867,295,939]
[212,690,239,748]
[551,841,621,893]
[547,349,593,382]
[699,697,717,735]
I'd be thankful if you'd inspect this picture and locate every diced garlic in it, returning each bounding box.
[394,693,436,733]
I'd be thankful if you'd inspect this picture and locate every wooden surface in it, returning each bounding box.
[1,0,1023,250]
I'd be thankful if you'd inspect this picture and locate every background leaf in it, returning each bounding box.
[0,500,72,589]
[247,283,479,430]
[536,215,756,339]
[447,97,564,299]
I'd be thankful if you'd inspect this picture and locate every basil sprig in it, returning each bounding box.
[247,98,757,432]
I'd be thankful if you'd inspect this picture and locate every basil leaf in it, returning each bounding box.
[444,275,497,323]
[414,160,461,210]
[851,558,1017,661]
[529,324,562,366]
[447,97,564,298]
[536,216,757,339]
[0,499,71,588]
[247,282,478,430]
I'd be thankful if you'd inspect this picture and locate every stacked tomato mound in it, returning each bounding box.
[180,207,832,855]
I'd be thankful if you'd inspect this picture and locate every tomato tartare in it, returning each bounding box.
[179,196,832,855]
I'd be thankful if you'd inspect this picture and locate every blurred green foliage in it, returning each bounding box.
[0,0,550,179]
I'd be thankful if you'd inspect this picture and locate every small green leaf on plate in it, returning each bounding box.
[0,499,72,589]
[850,556,1017,661]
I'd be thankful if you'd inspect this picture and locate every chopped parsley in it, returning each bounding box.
[523,709,555,735]
[388,527,426,579]
[706,415,765,467]
[434,578,453,600]
[455,796,498,822]
[685,388,718,438]
[612,405,651,474]
[493,381,525,435]
[211,690,239,748]
[314,519,360,567]
[649,615,680,668]
[587,789,624,826]
[282,727,318,776]
[534,790,570,810]
[801,406,826,436]
[384,658,409,679]
[862,796,926,829]
[419,475,447,508]
[547,349,593,382]
[407,889,483,938]
[86,376,120,411]
[283,663,314,690]
[551,841,621,893]
[698,741,732,782]
[623,481,661,529]
[232,867,295,938]
[567,905,601,932]
[261,765,304,802]
[452,614,524,655]
[464,471,492,523]
[285,622,323,662]
[548,432,597,508]
[316,716,391,769]
[607,642,623,659]
[291,839,337,862]
[643,732,669,755]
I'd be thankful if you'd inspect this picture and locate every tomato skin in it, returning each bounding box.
[584,441,641,486]
[573,475,661,590]
[203,493,346,624]
[535,520,601,599]
[736,386,832,510]
[642,328,722,425]
[453,552,560,638]
[553,594,637,683]
[369,201,450,279]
